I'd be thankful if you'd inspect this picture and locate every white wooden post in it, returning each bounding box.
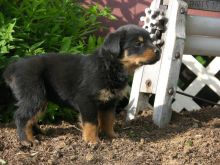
[126,62,161,120]
[126,0,188,128]
[153,0,188,127]
[126,0,162,120]
[126,67,145,120]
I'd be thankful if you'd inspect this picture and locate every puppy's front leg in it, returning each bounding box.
[98,109,118,138]
[82,121,99,144]
[77,100,100,144]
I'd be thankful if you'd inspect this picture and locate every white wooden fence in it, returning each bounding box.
[172,56,220,112]
[127,0,220,127]
[174,15,220,112]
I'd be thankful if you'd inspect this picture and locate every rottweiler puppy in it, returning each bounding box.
[3,24,160,145]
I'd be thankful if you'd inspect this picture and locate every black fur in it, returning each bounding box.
[3,24,160,143]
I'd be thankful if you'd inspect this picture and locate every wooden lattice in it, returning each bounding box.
[172,56,220,112]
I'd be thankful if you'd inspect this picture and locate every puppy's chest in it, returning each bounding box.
[97,85,129,103]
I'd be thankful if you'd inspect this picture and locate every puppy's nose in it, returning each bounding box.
[154,48,161,60]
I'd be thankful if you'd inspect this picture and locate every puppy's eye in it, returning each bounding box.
[135,42,144,47]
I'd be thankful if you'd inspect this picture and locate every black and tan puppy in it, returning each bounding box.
[3,24,160,145]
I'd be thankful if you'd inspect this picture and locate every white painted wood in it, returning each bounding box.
[172,87,201,112]
[183,55,220,95]
[206,56,220,74]
[153,0,188,128]
[186,15,220,37]
[163,0,170,5]
[150,0,162,9]
[126,0,162,120]
[128,0,220,123]
[126,67,144,120]
[126,62,162,120]
[140,61,161,93]
[184,35,220,57]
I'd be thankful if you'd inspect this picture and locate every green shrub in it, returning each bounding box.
[0,0,116,123]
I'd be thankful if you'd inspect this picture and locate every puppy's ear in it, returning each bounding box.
[102,30,124,57]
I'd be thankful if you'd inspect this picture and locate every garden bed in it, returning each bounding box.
[0,107,220,165]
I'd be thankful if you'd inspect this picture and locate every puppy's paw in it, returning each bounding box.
[19,138,40,147]
[83,136,100,145]
[20,140,32,147]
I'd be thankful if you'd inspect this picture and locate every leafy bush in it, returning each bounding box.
[0,0,116,122]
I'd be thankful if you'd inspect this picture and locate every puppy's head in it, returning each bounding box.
[101,24,160,73]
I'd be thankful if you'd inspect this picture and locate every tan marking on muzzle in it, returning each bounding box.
[121,48,155,72]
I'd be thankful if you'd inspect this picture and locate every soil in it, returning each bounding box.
[0,107,220,165]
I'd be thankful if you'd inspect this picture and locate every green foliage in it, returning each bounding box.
[0,103,16,123]
[195,55,214,66]
[195,56,206,65]
[0,0,116,123]
[0,17,16,69]
[39,102,78,123]
[0,0,115,57]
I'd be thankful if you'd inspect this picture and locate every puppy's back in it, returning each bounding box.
[3,55,44,85]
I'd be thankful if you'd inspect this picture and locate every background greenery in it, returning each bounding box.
[0,0,116,123]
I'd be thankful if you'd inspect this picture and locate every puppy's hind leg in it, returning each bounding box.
[14,106,37,146]
[12,80,47,146]
[14,107,29,144]
[4,58,47,146]
[15,100,47,146]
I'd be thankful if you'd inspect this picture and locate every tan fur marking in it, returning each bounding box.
[98,89,115,102]
[33,102,47,134]
[98,110,117,138]
[141,48,155,61]
[25,118,35,143]
[138,36,144,42]
[98,85,129,102]
[82,122,99,144]
[121,48,155,72]
[24,101,47,143]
